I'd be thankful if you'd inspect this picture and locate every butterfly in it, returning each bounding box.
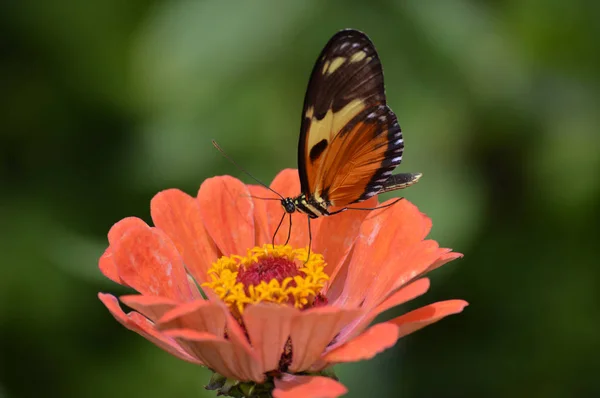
[279,29,421,224]
[214,29,421,246]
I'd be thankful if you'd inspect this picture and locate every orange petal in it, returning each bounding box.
[273,374,347,398]
[108,216,148,244]
[112,225,197,302]
[222,310,265,381]
[98,293,201,364]
[375,278,431,314]
[247,184,275,245]
[289,307,361,372]
[339,239,439,308]
[164,321,265,382]
[361,241,448,309]
[99,217,149,285]
[333,278,431,346]
[197,176,255,256]
[316,197,377,299]
[426,251,463,273]
[151,189,219,286]
[322,322,399,363]
[119,295,179,323]
[163,329,251,381]
[389,299,469,339]
[156,299,227,337]
[269,169,301,199]
[339,198,451,308]
[243,304,298,372]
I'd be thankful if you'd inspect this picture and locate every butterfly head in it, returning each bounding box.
[281,198,296,214]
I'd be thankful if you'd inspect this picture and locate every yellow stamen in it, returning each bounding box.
[202,244,329,314]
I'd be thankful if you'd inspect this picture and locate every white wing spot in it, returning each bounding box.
[392,156,402,163]
[394,138,404,145]
[349,51,367,63]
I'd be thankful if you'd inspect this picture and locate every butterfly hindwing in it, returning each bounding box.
[298,29,406,207]
[317,104,405,205]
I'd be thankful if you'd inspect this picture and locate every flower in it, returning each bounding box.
[98,169,467,398]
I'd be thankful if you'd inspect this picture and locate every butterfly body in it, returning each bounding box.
[281,194,331,219]
[281,29,421,219]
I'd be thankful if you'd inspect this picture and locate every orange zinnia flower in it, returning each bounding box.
[99,169,467,398]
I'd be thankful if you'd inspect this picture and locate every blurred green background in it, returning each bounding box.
[1,1,599,397]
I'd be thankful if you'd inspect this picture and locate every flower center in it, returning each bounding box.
[203,245,329,315]
[236,255,302,288]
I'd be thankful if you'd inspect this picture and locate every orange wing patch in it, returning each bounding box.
[312,104,403,206]
[302,98,367,194]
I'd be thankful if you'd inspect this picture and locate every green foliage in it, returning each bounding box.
[1,1,599,397]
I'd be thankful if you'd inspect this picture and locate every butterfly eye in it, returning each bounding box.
[281,199,296,214]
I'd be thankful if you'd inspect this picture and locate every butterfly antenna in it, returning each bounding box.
[212,140,284,199]
[247,195,281,201]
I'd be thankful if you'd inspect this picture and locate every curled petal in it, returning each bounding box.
[112,225,197,302]
[119,295,179,323]
[425,251,463,273]
[108,217,148,244]
[222,310,265,381]
[273,374,347,398]
[390,299,469,339]
[151,189,219,286]
[99,217,149,285]
[98,293,201,364]
[197,176,255,256]
[157,299,227,337]
[322,322,399,363]
[163,324,264,383]
[163,329,247,381]
[289,307,361,372]
[98,248,122,285]
[243,304,298,372]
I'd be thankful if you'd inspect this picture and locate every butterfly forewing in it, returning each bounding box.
[298,29,407,207]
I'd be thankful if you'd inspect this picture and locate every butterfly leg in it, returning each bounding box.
[272,212,286,248]
[306,215,312,262]
[284,214,292,246]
